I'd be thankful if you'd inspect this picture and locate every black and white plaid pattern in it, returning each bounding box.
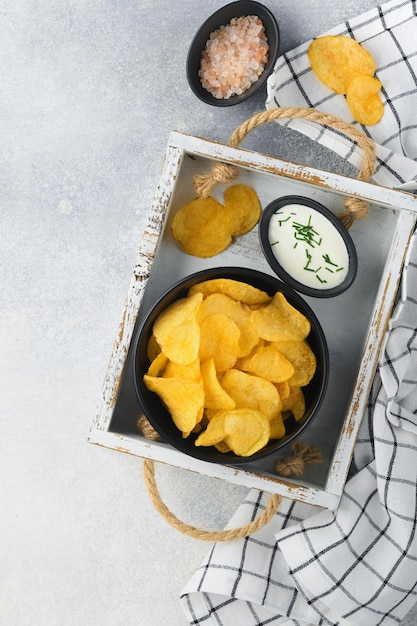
[265,0,417,187]
[181,2,417,623]
[181,231,417,626]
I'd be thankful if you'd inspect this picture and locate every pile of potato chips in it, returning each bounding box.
[308,35,384,125]
[143,278,317,458]
[171,184,261,258]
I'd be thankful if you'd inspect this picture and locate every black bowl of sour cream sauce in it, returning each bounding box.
[259,195,358,298]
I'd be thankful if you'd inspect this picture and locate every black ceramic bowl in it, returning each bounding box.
[186,1,280,106]
[259,196,358,298]
[133,267,329,465]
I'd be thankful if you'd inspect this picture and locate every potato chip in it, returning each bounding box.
[163,357,202,383]
[223,184,261,236]
[194,411,227,447]
[147,333,161,362]
[189,278,271,306]
[281,386,306,421]
[221,368,282,421]
[271,340,316,386]
[200,358,236,410]
[153,291,203,364]
[346,75,384,125]
[143,375,204,435]
[251,292,310,342]
[198,293,260,357]
[270,413,285,440]
[199,313,241,371]
[275,380,290,400]
[308,35,375,94]
[237,343,295,383]
[195,408,270,457]
[215,441,232,453]
[223,408,270,456]
[171,196,233,257]
[147,352,168,377]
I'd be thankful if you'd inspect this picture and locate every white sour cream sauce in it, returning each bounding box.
[268,204,349,289]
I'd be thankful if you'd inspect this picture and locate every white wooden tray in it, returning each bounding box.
[89,130,417,510]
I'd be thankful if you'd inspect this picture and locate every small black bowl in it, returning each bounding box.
[186,1,280,106]
[133,267,329,465]
[259,196,358,298]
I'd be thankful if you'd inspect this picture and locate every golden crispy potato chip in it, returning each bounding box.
[270,413,285,440]
[195,408,270,456]
[199,313,241,371]
[194,411,227,447]
[204,408,219,422]
[147,352,168,377]
[223,184,262,236]
[147,333,161,362]
[143,375,204,435]
[281,386,306,421]
[153,292,203,364]
[163,357,202,383]
[198,293,260,357]
[189,278,271,306]
[308,35,375,94]
[215,441,232,453]
[221,368,282,421]
[251,292,311,342]
[275,380,290,400]
[271,340,317,387]
[223,408,270,456]
[200,358,236,410]
[237,343,295,383]
[346,75,384,125]
[171,196,233,257]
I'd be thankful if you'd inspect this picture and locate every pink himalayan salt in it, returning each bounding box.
[199,15,269,99]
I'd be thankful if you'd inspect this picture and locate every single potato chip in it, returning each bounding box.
[237,343,295,383]
[269,413,285,440]
[275,380,290,400]
[223,184,262,236]
[171,196,233,257]
[194,411,227,447]
[163,358,202,383]
[281,386,306,421]
[346,75,384,125]
[143,375,204,435]
[308,35,375,94]
[271,340,317,387]
[198,293,260,357]
[153,291,203,364]
[147,333,161,362]
[199,313,241,372]
[200,358,236,410]
[215,441,232,453]
[189,278,271,306]
[251,292,311,342]
[221,368,282,421]
[195,408,270,457]
[223,408,271,456]
[147,352,169,377]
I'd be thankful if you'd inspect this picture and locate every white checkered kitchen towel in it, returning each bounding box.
[181,1,417,624]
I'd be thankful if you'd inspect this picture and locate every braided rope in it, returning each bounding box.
[143,458,281,541]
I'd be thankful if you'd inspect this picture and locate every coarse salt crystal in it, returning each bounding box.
[199,15,269,100]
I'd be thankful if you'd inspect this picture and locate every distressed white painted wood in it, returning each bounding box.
[89,132,417,510]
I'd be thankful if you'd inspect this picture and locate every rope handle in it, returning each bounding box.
[143,458,281,542]
[139,415,322,541]
[193,106,377,229]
